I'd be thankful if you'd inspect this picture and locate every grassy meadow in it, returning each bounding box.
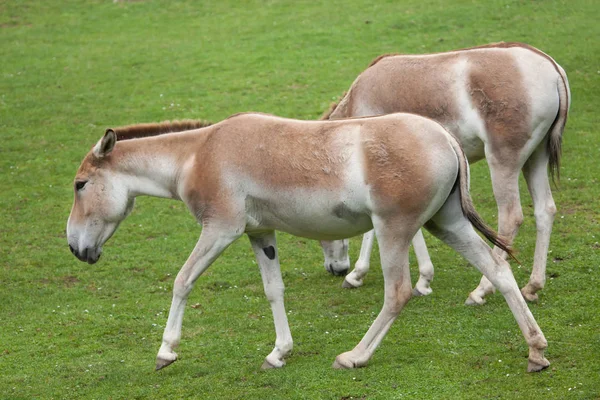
[1,0,599,398]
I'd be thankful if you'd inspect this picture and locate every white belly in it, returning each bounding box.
[244,188,373,240]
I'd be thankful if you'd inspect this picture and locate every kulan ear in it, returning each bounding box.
[93,129,117,158]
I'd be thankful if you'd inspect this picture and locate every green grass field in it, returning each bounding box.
[1,0,599,398]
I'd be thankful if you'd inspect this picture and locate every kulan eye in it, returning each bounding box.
[75,181,88,191]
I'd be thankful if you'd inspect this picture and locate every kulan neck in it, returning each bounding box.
[110,129,208,200]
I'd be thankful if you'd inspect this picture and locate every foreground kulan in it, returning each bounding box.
[320,42,570,305]
[66,112,549,372]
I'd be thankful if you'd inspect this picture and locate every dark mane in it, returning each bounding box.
[319,92,347,120]
[367,53,400,68]
[109,119,213,141]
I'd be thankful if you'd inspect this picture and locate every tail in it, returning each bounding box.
[547,62,571,184]
[515,44,570,184]
[446,131,517,261]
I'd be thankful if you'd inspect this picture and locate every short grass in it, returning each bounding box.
[1,0,599,399]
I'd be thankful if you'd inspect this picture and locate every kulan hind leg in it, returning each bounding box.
[521,146,557,302]
[467,155,524,305]
[425,192,549,372]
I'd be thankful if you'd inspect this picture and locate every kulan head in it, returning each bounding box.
[67,129,135,264]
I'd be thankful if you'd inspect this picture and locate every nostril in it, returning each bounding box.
[69,244,75,254]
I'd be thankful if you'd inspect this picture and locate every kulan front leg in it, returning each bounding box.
[156,229,241,370]
[335,218,413,368]
[248,232,293,369]
[320,239,350,276]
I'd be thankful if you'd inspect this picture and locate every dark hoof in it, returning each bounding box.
[326,263,349,276]
[331,268,349,277]
[155,357,176,371]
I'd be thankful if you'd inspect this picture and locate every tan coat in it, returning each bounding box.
[321,42,570,304]
[67,112,547,372]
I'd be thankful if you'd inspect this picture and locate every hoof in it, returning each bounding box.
[342,276,363,289]
[155,356,177,371]
[261,357,285,369]
[331,268,349,277]
[465,293,485,306]
[332,357,355,369]
[413,286,432,297]
[261,360,276,370]
[527,357,550,372]
[332,359,349,369]
[521,287,539,303]
[332,353,366,369]
[342,279,358,289]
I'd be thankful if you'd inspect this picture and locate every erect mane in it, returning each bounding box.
[319,92,347,120]
[110,119,213,141]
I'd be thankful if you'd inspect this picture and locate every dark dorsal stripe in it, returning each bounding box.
[110,119,213,141]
